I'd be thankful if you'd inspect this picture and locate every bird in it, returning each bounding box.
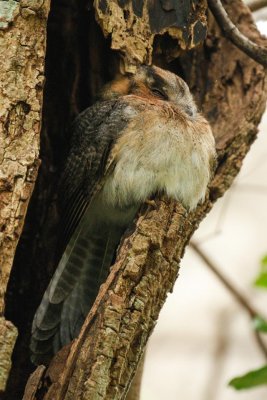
[30,65,217,365]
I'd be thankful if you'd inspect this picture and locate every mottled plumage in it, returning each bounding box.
[30,65,216,365]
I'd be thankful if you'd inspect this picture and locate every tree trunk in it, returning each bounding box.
[1,0,267,399]
[0,0,50,392]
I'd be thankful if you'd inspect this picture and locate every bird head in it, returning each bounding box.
[100,65,197,118]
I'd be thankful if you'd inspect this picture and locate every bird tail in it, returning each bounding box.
[30,218,123,365]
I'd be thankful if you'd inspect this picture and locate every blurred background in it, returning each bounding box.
[141,11,267,400]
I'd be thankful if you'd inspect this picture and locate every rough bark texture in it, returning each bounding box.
[20,1,267,400]
[1,0,266,398]
[0,0,50,392]
[94,0,208,72]
[0,319,17,392]
[125,353,145,400]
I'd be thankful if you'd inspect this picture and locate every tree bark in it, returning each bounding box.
[246,0,267,12]
[2,0,267,399]
[94,0,208,72]
[22,1,267,399]
[125,353,145,400]
[0,0,50,392]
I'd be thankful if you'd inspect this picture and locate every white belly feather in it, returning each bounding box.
[102,109,215,211]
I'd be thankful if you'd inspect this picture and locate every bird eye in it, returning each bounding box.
[151,88,168,100]
[185,107,194,117]
[184,104,196,118]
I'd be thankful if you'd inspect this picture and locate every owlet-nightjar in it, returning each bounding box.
[30,65,217,365]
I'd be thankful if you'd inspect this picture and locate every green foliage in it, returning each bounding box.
[253,316,267,333]
[254,255,267,288]
[229,365,267,390]
[229,254,267,391]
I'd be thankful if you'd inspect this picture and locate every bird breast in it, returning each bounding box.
[102,100,216,211]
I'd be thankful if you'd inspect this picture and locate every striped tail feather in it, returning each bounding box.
[30,204,130,365]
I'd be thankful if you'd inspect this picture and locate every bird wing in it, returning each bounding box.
[31,99,131,364]
[56,101,124,257]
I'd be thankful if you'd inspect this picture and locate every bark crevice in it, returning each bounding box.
[1,0,266,399]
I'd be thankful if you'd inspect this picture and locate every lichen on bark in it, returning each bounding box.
[94,0,208,72]
[0,0,50,391]
[22,1,267,400]
[1,0,266,399]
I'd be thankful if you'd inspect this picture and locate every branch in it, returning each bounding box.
[0,0,50,392]
[22,1,267,398]
[94,0,208,71]
[208,0,267,67]
[0,319,18,391]
[191,242,267,359]
[125,352,145,400]
[246,0,267,12]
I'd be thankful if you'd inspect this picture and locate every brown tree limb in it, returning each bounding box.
[94,0,208,72]
[190,242,267,359]
[125,352,145,400]
[17,0,267,399]
[246,0,267,12]
[22,0,267,396]
[208,0,267,67]
[0,0,50,392]
[0,319,18,392]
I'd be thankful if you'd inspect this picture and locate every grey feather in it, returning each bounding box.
[31,66,216,365]
[31,99,138,365]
